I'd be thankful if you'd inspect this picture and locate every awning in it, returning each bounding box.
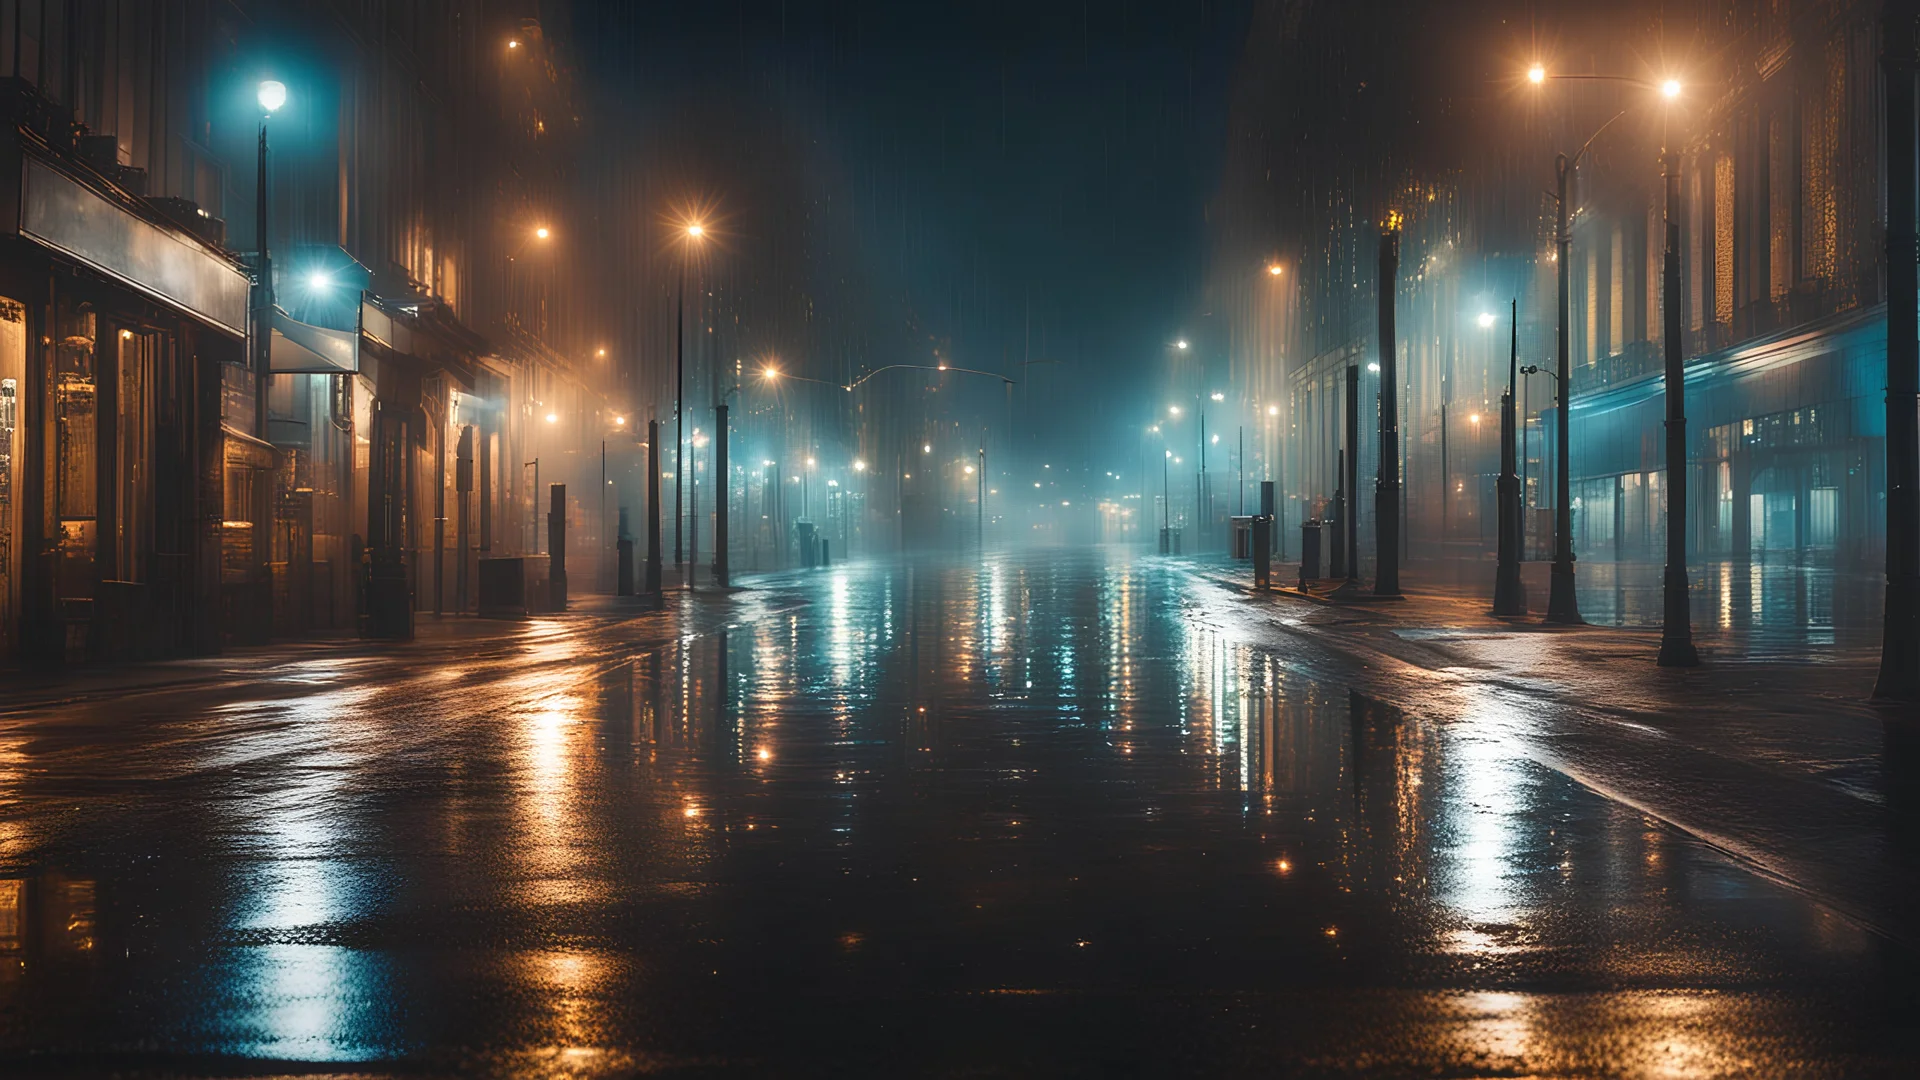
[269,307,359,374]
[18,156,250,337]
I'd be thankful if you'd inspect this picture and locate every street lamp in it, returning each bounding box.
[252,80,288,437]
[674,220,708,574]
[534,226,551,240]
[1527,66,1683,625]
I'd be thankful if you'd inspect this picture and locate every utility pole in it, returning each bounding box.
[1198,407,1207,550]
[715,404,730,588]
[1374,225,1403,597]
[457,426,474,614]
[1877,8,1919,699]
[675,259,686,572]
[646,420,663,600]
[1332,365,1363,599]
[1547,154,1582,622]
[977,446,986,552]
[599,439,607,596]
[1493,300,1525,615]
[1658,151,1699,665]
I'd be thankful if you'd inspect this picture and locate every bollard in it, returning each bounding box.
[1260,481,1276,553]
[617,507,635,596]
[1252,516,1272,589]
[1299,519,1323,586]
[548,483,568,611]
[821,538,830,566]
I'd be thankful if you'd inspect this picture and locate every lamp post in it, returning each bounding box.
[675,222,706,577]
[253,80,286,438]
[1374,227,1403,597]
[1657,147,1699,665]
[1493,300,1526,615]
[1529,67,1681,623]
[1876,11,1919,700]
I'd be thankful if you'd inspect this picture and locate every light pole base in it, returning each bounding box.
[1545,560,1582,624]
[1492,560,1526,616]
[1873,576,1920,702]
[1657,564,1699,667]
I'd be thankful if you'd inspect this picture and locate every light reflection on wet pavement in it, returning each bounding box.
[0,548,1914,1076]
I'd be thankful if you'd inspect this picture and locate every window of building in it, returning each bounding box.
[1768,113,1793,301]
[1714,153,1735,325]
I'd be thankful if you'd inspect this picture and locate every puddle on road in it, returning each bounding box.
[0,551,1908,1074]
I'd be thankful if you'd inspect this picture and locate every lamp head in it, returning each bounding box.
[258,80,288,113]
[1527,64,1546,85]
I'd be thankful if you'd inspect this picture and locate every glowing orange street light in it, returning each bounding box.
[1267,263,1283,276]
[1527,63,1546,84]
[534,226,551,240]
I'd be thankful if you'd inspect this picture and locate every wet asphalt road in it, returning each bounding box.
[0,548,1916,1077]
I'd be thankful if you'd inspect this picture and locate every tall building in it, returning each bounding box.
[1206,0,1906,582]
[0,0,611,664]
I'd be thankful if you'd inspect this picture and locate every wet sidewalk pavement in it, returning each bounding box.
[1176,551,1920,948]
[1,549,1916,1076]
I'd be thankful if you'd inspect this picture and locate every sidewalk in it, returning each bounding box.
[0,583,802,720]
[1172,552,1920,947]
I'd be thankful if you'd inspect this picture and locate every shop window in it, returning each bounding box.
[1808,487,1838,549]
[115,329,155,583]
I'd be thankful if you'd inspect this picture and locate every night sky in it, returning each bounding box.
[572,0,1250,460]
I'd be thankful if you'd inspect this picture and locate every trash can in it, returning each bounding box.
[1251,516,1272,588]
[1230,515,1256,559]
[796,520,818,568]
[1298,519,1322,586]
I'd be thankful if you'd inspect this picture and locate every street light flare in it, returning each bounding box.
[534,226,551,240]
[257,80,287,113]
[1661,78,1683,99]
[1267,263,1283,276]
[687,223,705,238]
[1477,312,1496,328]
[1527,63,1546,84]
